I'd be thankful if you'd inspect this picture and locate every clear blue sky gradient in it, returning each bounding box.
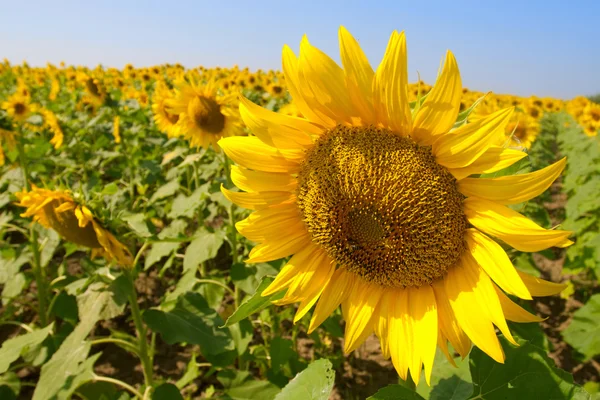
[1,0,598,99]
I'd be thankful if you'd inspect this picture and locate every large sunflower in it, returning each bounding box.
[151,81,181,138]
[219,27,572,384]
[168,77,242,150]
[15,187,133,267]
[1,93,33,122]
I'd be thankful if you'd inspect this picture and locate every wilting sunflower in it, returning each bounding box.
[168,77,242,150]
[15,187,133,267]
[1,93,33,122]
[220,27,572,384]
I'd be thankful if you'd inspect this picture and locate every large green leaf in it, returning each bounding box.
[468,337,590,399]
[562,294,600,360]
[416,348,472,400]
[367,385,426,400]
[0,324,54,374]
[273,359,334,400]
[32,286,116,400]
[153,383,184,400]
[224,276,284,327]
[143,292,233,354]
[183,230,225,272]
[144,219,187,270]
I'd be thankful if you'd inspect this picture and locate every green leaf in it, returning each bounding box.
[227,380,280,400]
[0,372,20,399]
[0,324,54,374]
[430,376,473,400]
[153,383,183,400]
[149,179,180,203]
[562,294,600,360]
[39,228,60,268]
[270,337,296,371]
[368,385,426,400]
[274,359,335,400]
[183,230,225,272]
[176,353,200,390]
[167,186,207,219]
[144,220,187,270]
[121,212,153,238]
[468,337,590,399]
[224,276,284,327]
[143,292,233,354]
[32,285,118,400]
[416,348,471,400]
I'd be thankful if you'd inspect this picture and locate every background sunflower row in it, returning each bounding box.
[0,58,599,399]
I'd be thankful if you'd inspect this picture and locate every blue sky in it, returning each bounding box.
[1,0,598,99]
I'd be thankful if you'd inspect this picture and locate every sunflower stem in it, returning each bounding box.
[16,138,49,327]
[123,268,154,389]
[222,154,240,308]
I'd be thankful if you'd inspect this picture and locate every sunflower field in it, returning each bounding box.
[1,28,600,400]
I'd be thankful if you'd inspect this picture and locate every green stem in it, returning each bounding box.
[196,279,235,295]
[222,155,240,309]
[93,375,143,399]
[16,139,49,327]
[90,338,140,355]
[124,268,154,388]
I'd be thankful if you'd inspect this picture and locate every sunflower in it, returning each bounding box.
[113,116,121,144]
[1,93,33,122]
[0,127,16,166]
[168,77,242,150]
[15,187,133,267]
[219,27,572,385]
[151,81,181,138]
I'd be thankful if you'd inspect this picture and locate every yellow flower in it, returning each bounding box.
[1,93,33,122]
[113,116,121,143]
[0,128,16,166]
[219,27,572,384]
[168,77,242,150]
[39,109,64,149]
[151,81,181,138]
[15,187,133,267]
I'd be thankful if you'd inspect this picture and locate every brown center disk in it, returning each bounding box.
[189,96,225,134]
[296,125,468,288]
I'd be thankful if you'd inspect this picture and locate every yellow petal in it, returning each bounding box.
[466,229,531,300]
[282,45,334,127]
[388,288,410,380]
[343,279,382,353]
[432,280,471,358]
[493,284,543,323]
[412,51,462,144]
[459,157,566,205]
[219,136,303,173]
[239,96,318,149]
[448,146,528,181]
[373,31,411,134]
[236,204,305,242]
[464,197,573,252]
[231,165,296,193]
[517,270,567,296]
[445,257,505,363]
[407,286,438,386]
[434,107,514,169]
[261,244,322,297]
[293,259,335,323]
[437,331,457,367]
[298,35,356,125]
[374,288,392,359]
[284,247,331,302]
[221,186,294,210]
[309,267,356,333]
[338,26,376,125]
[246,233,312,263]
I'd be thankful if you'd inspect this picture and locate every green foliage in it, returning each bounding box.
[563,294,600,360]
[273,359,335,400]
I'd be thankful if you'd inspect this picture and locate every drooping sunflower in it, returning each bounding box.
[220,27,572,384]
[15,187,133,267]
[1,93,33,122]
[168,77,242,150]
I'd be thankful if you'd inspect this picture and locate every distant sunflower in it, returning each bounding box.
[1,93,33,122]
[113,116,121,144]
[0,128,16,166]
[15,187,133,267]
[220,27,572,384]
[169,78,242,150]
[151,81,181,138]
